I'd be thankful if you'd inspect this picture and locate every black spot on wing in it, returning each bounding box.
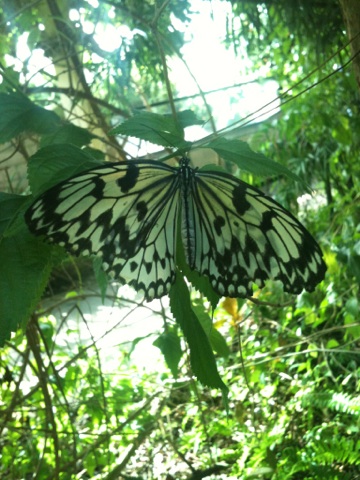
[116,163,139,193]
[136,201,148,221]
[91,175,107,199]
[232,184,251,215]
[213,215,225,236]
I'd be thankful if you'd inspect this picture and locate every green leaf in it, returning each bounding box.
[202,137,303,184]
[41,123,95,148]
[0,230,54,345]
[27,144,103,195]
[184,268,220,310]
[192,303,230,358]
[153,327,182,377]
[326,339,339,349]
[169,274,227,392]
[0,92,60,143]
[0,67,21,92]
[345,297,359,317]
[344,314,360,341]
[110,111,192,150]
[0,191,67,345]
[0,193,26,236]
[176,109,203,129]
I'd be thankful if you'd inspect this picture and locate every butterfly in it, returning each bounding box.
[25,157,326,301]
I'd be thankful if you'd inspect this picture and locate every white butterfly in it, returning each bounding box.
[25,157,326,300]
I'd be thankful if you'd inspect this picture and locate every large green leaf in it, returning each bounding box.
[0,92,60,143]
[169,274,227,392]
[110,111,193,151]
[41,123,96,148]
[0,193,26,236]
[192,303,230,358]
[0,193,59,345]
[202,137,303,184]
[27,144,103,195]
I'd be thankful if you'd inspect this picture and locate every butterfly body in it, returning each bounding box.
[25,157,326,300]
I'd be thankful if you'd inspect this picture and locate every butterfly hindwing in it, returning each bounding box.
[25,160,181,300]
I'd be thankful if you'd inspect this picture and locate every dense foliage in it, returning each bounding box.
[0,1,359,479]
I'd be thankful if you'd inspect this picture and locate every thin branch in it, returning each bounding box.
[26,315,60,480]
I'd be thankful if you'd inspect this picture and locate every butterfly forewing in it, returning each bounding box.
[25,160,181,300]
[189,168,326,297]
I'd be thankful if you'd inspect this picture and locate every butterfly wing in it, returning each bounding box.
[187,168,326,297]
[25,160,181,300]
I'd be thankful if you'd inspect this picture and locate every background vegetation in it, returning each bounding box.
[0,0,359,479]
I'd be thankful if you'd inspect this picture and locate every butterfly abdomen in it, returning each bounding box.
[179,159,197,269]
